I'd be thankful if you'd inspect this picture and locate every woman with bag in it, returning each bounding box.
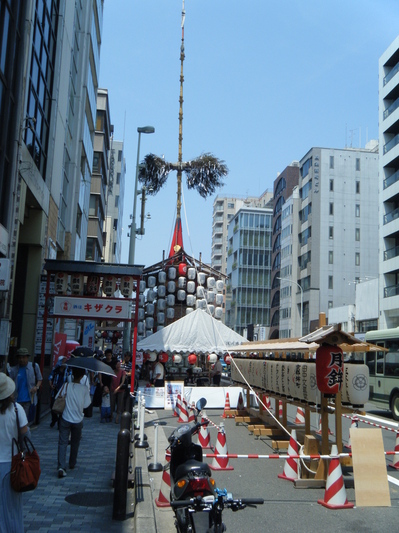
[111,360,126,424]
[48,356,67,427]
[0,372,29,533]
[57,367,91,478]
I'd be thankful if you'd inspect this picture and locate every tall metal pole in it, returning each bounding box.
[176,0,185,219]
[277,277,303,337]
[123,126,154,354]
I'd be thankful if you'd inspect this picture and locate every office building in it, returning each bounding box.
[379,35,399,329]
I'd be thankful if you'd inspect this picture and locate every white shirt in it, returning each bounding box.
[0,403,28,463]
[58,382,91,424]
[154,362,164,380]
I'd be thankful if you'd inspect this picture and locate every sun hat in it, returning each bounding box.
[0,373,16,400]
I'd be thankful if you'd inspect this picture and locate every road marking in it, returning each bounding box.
[388,474,399,486]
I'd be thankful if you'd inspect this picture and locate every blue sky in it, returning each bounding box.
[99,0,399,267]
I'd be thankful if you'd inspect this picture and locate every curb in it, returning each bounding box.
[134,445,158,532]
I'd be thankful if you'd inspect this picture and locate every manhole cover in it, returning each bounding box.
[65,491,112,507]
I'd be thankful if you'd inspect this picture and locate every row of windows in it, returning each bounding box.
[239,250,271,267]
[328,203,360,217]
[238,270,271,287]
[239,230,272,249]
[239,212,272,229]
[329,179,361,194]
[329,155,361,171]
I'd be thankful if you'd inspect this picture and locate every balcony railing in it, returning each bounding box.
[384,245,399,261]
[383,62,399,86]
[383,134,399,155]
[384,284,399,298]
[384,168,399,189]
[383,97,399,120]
[383,206,399,225]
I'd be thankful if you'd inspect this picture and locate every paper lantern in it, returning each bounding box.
[224,354,231,365]
[188,353,197,365]
[86,274,101,295]
[71,273,84,295]
[158,270,167,284]
[178,262,187,276]
[120,276,133,297]
[316,344,344,395]
[55,272,68,294]
[159,352,168,363]
[148,351,157,362]
[173,354,182,364]
[102,275,116,297]
[207,353,218,364]
[148,276,156,288]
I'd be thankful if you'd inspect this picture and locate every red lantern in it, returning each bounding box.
[86,275,101,295]
[188,353,197,365]
[159,352,169,363]
[316,344,344,395]
[224,354,231,365]
[178,262,187,276]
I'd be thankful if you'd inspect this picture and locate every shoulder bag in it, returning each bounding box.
[52,383,68,415]
[10,404,41,492]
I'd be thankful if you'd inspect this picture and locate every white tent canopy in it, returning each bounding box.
[136,308,247,355]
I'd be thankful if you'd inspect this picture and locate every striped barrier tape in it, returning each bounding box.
[202,451,396,460]
[342,413,399,434]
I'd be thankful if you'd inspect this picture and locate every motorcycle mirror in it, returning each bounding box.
[196,398,207,411]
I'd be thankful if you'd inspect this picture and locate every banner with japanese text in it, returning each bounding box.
[53,296,131,320]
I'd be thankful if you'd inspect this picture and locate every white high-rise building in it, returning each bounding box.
[379,35,399,329]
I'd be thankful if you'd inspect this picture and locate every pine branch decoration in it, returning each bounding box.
[184,153,228,198]
[138,153,173,194]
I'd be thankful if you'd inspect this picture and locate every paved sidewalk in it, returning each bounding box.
[23,409,135,533]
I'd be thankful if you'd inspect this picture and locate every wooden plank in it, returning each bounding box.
[271,439,290,450]
[254,428,286,437]
[351,428,391,507]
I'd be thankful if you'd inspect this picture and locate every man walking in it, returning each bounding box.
[9,348,43,421]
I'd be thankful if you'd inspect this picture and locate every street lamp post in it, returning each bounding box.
[123,126,155,354]
[128,126,155,264]
[277,277,303,337]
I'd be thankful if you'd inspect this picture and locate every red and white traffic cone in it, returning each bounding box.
[221,392,232,418]
[318,445,354,509]
[345,416,358,449]
[173,394,181,417]
[165,449,171,463]
[262,394,272,412]
[278,429,299,482]
[278,400,283,418]
[198,414,212,449]
[316,414,334,436]
[178,398,188,423]
[237,392,245,410]
[188,403,195,423]
[389,431,399,470]
[295,406,305,425]
[155,466,171,508]
[210,423,234,471]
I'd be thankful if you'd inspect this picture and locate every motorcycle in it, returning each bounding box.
[168,398,264,532]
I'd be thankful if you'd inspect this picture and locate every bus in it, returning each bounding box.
[365,328,399,420]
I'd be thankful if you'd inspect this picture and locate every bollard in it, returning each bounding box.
[134,392,141,430]
[135,397,148,448]
[120,411,131,432]
[112,429,130,521]
[148,423,163,472]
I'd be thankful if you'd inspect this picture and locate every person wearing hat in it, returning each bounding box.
[8,348,43,422]
[0,372,29,532]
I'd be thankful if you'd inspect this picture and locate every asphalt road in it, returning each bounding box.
[148,400,399,533]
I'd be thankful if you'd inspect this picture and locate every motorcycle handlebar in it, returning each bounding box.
[240,498,264,505]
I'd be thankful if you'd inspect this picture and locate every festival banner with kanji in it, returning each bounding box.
[53,296,131,320]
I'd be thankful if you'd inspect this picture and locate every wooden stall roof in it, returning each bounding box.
[43,259,144,277]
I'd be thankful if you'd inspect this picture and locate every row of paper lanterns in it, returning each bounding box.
[143,351,232,366]
[54,272,134,298]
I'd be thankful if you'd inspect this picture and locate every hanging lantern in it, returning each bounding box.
[224,354,231,365]
[121,276,133,297]
[159,352,169,363]
[207,353,218,364]
[55,272,68,294]
[102,275,116,297]
[86,274,101,295]
[178,262,187,276]
[71,273,84,295]
[188,353,197,365]
[316,344,344,395]
[148,352,157,362]
[173,354,182,364]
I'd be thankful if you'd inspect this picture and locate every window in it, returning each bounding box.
[329,202,334,215]
[115,195,119,208]
[113,218,118,230]
[356,181,360,194]
[329,251,333,264]
[355,228,360,241]
[116,172,120,184]
[329,226,333,239]
[76,206,82,236]
[328,301,333,309]
[227,202,234,209]
[355,204,360,217]
[328,276,333,290]
[356,158,360,171]
[355,252,360,266]
[329,179,334,192]
[330,156,334,169]
[118,150,122,162]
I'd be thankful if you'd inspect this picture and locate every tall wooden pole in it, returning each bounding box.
[177,0,185,219]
